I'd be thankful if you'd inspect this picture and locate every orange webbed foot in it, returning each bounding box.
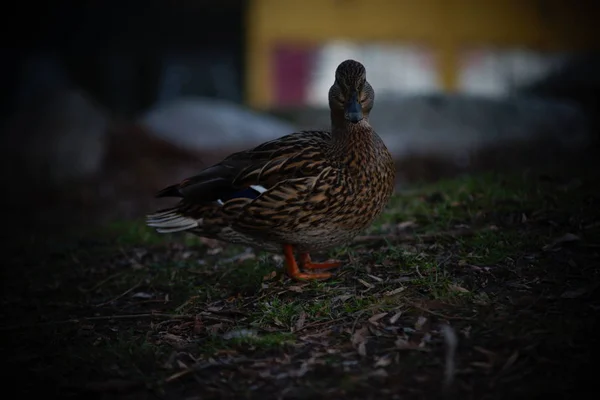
[283,245,332,281]
[300,253,342,270]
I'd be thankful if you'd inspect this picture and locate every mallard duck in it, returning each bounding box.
[147,59,395,280]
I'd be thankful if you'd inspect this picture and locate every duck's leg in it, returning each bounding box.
[283,245,331,280]
[300,253,342,270]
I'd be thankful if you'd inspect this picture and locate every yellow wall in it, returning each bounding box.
[246,0,597,109]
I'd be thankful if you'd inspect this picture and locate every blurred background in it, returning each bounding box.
[1,0,598,231]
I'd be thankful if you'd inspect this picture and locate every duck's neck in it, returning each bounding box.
[330,111,374,151]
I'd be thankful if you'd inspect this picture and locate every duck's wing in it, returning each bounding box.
[155,130,332,205]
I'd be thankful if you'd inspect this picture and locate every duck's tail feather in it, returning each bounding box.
[146,208,200,234]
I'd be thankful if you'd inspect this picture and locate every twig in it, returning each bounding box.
[0,312,191,332]
[294,317,347,333]
[164,368,195,383]
[63,379,143,393]
[409,303,474,321]
[350,310,368,335]
[354,229,475,246]
[164,357,251,384]
[441,324,458,389]
[95,278,144,307]
[373,277,416,285]
[175,295,200,312]
[80,271,126,292]
[415,265,424,278]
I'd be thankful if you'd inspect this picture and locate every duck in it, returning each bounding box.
[147,59,395,281]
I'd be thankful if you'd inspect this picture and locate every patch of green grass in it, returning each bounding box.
[339,296,376,314]
[458,229,546,265]
[198,332,296,355]
[255,297,302,329]
[102,220,167,245]
[6,163,600,399]
[103,219,218,248]
[217,256,278,295]
[229,332,296,348]
[376,172,534,233]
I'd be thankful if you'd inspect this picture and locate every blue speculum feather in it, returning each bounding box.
[219,187,262,202]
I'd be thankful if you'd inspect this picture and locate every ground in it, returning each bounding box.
[2,163,599,399]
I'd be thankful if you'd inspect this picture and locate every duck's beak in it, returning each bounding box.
[345,92,363,123]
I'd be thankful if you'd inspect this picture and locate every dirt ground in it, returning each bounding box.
[1,148,599,399]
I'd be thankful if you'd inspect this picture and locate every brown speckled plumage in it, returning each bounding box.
[147,60,395,280]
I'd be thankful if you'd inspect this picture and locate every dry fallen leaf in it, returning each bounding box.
[332,294,353,303]
[441,324,458,388]
[131,262,145,270]
[290,362,309,378]
[449,284,470,293]
[369,368,389,378]
[560,287,588,299]
[207,248,222,256]
[384,286,406,296]
[357,342,367,356]
[356,278,374,289]
[415,316,428,330]
[131,292,153,299]
[223,329,257,340]
[162,333,187,348]
[368,312,388,325]
[199,238,222,248]
[295,311,307,331]
[389,311,403,324]
[351,326,369,347]
[397,221,417,231]
[206,323,224,335]
[395,336,410,349]
[543,233,580,251]
[461,325,472,339]
[373,356,392,368]
[501,350,519,372]
[351,325,370,357]
[263,271,277,281]
[367,274,384,282]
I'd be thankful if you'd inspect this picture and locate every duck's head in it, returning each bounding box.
[328,59,374,124]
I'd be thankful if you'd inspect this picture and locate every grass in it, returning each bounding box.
[2,167,599,399]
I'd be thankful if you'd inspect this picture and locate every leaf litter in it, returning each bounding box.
[3,168,600,399]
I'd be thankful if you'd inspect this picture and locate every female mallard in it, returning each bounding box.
[147,60,395,280]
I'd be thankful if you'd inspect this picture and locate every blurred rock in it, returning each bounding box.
[1,88,109,186]
[138,97,298,153]
[100,123,206,219]
[282,94,592,163]
[137,93,593,186]
[138,94,592,174]
[376,94,590,158]
[3,120,207,235]
[4,91,595,234]
[521,53,600,133]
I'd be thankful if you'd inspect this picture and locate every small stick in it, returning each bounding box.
[441,324,458,389]
[0,312,191,332]
[95,278,144,307]
[409,303,474,321]
[80,271,126,292]
[354,229,475,245]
